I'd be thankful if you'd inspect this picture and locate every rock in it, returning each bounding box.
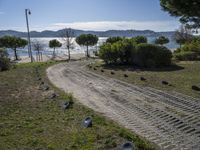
[37,77,42,81]
[39,81,44,86]
[162,81,169,85]
[93,67,97,70]
[192,85,200,91]
[124,74,128,78]
[111,71,115,75]
[49,93,57,99]
[43,85,49,91]
[82,117,92,128]
[140,77,146,81]
[101,69,104,72]
[121,141,134,150]
[63,102,70,110]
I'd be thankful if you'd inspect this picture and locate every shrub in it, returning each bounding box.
[99,43,119,64]
[114,40,136,64]
[135,44,172,67]
[173,37,200,61]
[174,51,199,61]
[0,48,10,71]
[99,39,172,68]
[99,40,136,64]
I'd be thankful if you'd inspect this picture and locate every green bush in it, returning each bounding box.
[0,48,10,71]
[114,40,136,64]
[174,51,199,61]
[99,41,172,67]
[173,37,200,61]
[99,43,119,64]
[99,40,136,64]
[135,44,172,67]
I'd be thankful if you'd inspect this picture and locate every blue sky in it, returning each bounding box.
[0,0,181,31]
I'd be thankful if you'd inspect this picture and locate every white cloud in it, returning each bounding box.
[0,20,181,32]
[48,20,180,32]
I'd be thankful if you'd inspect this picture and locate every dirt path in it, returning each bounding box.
[47,60,200,150]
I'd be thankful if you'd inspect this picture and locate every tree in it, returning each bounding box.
[60,28,75,60]
[174,25,194,48]
[76,34,98,57]
[155,36,169,45]
[106,37,123,44]
[0,36,27,60]
[32,40,44,62]
[49,39,62,58]
[160,0,200,29]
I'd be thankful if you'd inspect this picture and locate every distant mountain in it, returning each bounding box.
[0,29,175,38]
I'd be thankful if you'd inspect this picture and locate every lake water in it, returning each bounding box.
[7,37,179,57]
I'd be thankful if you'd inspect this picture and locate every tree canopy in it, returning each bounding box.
[49,39,62,58]
[132,36,147,44]
[0,36,27,60]
[160,0,200,28]
[76,34,98,57]
[106,37,123,44]
[49,39,62,49]
[155,36,169,45]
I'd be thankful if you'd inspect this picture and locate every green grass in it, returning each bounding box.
[0,61,155,150]
[89,61,200,98]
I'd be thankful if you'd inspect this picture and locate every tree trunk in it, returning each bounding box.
[86,45,89,58]
[53,47,56,58]
[40,52,43,61]
[14,48,18,60]
[68,47,70,60]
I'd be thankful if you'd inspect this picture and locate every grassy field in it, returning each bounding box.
[89,61,200,99]
[0,61,155,150]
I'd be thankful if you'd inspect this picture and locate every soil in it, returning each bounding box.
[47,60,200,150]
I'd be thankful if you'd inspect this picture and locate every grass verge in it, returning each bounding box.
[0,61,156,150]
[89,61,200,99]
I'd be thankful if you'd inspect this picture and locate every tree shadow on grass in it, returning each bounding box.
[100,63,184,72]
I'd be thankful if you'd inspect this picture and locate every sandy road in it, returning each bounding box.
[47,60,200,150]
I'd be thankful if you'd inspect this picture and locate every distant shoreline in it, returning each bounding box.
[11,53,86,63]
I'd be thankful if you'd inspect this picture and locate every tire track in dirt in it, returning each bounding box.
[47,61,200,150]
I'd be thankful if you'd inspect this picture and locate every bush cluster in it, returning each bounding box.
[174,37,200,61]
[0,48,10,71]
[99,37,172,67]
[136,44,172,67]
